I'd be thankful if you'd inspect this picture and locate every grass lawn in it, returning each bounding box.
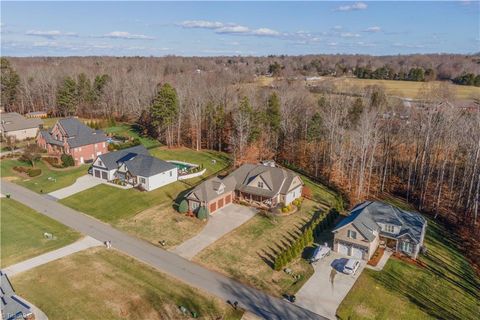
[337,196,480,320]
[105,123,161,149]
[0,198,81,267]
[12,248,243,320]
[1,159,88,193]
[195,200,330,297]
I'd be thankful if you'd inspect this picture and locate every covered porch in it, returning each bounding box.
[236,191,277,209]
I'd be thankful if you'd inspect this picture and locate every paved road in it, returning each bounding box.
[173,204,256,259]
[1,180,326,320]
[295,252,365,319]
[4,236,102,276]
[48,175,102,199]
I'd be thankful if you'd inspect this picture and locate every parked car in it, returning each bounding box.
[310,244,331,263]
[343,259,360,275]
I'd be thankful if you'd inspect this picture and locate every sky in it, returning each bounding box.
[1,1,479,57]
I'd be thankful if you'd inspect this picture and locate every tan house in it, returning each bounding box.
[185,163,303,214]
[332,201,427,260]
[0,112,43,141]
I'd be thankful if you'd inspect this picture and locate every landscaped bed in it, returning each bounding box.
[0,198,81,267]
[11,248,243,320]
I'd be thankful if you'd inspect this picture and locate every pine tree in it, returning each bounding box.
[57,76,78,116]
[150,83,179,146]
[0,58,20,110]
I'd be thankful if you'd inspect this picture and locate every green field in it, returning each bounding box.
[0,198,81,267]
[337,197,480,320]
[12,248,243,320]
[105,123,161,149]
[1,159,88,193]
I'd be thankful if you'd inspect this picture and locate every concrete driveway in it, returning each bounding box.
[48,175,101,199]
[172,204,256,260]
[295,252,365,319]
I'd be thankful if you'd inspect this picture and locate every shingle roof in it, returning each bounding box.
[1,271,32,320]
[57,118,108,148]
[124,154,177,177]
[187,176,236,202]
[0,112,42,132]
[333,201,426,243]
[39,130,64,146]
[97,145,149,171]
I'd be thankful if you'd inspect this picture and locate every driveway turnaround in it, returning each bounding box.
[3,236,102,276]
[173,204,256,259]
[48,175,102,200]
[295,252,365,320]
[1,181,326,320]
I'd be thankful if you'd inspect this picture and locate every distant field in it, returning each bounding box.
[313,77,479,100]
[1,198,80,267]
[12,248,243,320]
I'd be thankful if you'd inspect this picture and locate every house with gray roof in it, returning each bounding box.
[37,117,108,165]
[0,112,43,141]
[1,271,34,320]
[185,162,303,214]
[91,145,178,191]
[332,201,427,260]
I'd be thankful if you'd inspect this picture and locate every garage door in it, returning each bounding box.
[209,202,217,213]
[218,198,224,209]
[337,243,349,255]
[101,171,108,180]
[225,194,232,204]
[351,246,364,259]
[94,169,101,178]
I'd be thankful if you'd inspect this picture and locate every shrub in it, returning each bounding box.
[28,168,42,177]
[44,156,63,168]
[281,207,289,213]
[178,200,189,214]
[197,206,209,221]
[61,154,75,167]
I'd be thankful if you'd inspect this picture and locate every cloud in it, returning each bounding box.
[179,20,282,38]
[364,26,382,33]
[340,32,361,38]
[26,30,78,39]
[332,25,343,30]
[100,31,154,40]
[336,2,368,11]
[393,42,426,49]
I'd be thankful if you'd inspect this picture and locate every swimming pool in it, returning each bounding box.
[168,161,196,171]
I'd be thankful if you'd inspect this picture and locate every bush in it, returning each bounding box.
[197,206,209,221]
[61,154,75,167]
[178,200,189,214]
[28,168,42,177]
[44,156,63,168]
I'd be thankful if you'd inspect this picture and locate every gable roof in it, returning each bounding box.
[187,176,236,202]
[97,145,149,170]
[0,112,42,132]
[1,271,32,320]
[333,201,426,243]
[56,118,108,148]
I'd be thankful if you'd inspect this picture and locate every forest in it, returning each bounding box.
[1,55,479,268]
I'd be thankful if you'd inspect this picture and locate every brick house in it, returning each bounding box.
[37,118,108,165]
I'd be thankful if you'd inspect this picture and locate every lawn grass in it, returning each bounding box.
[105,123,161,148]
[195,200,329,297]
[0,198,81,267]
[1,159,88,193]
[12,248,243,320]
[337,196,480,320]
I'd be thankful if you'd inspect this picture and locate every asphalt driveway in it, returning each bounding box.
[295,251,365,319]
[48,175,101,199]
[172,204,256,259]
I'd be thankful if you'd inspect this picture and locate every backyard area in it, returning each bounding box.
[194,198,334,297]
[1,158,89,194]
[104,123,161,149]
[336,197,480,320]
[0,198,81,267]
[11,248,243,320]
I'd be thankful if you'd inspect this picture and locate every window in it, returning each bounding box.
[140,177,146,184]
[170,171,172,177]
[347,230,357,239]
[192,202,199,209]
[258,181,264,188]
[103,142,106,148]
[98,160,103,167]
[400,241,412,253]
[385,225,395,233]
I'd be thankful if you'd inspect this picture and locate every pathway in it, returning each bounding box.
[365,250,392,271]
[3,236,102,276]
[173,204,256,259]
[48,175,102,199]
[1,180,326,320]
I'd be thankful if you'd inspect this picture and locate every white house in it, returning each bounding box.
[92,145,178,191]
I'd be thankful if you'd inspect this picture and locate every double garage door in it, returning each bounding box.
[209,194,232,214]
[337,243,367,260]
[94,169,108,180]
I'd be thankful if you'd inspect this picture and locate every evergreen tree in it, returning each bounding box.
[0,58,20,110]
[57,76,78,116]
[149,83,179,146]
[178,200,189,213]
[266,92,281,133]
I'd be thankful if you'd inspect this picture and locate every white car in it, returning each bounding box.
[310,244,331,263]
[343,259,361,275]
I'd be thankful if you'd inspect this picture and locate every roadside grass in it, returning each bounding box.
[12,248,243,320]
[329,77,479,100]
[104,123,161,149]
[1,159,88,193]
[0,198,81,267]
[195,199,330,297]
[337,196,480,320]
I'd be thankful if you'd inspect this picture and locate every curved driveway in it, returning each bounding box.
[1,180,326,320]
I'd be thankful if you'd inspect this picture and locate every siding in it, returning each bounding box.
[334,225,378,260]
